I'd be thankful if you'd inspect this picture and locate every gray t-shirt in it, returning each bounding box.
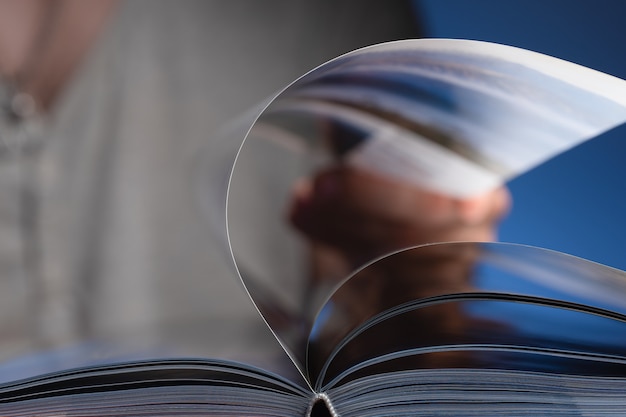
[0,0,417,378]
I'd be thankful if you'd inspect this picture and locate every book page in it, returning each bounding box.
[226,39,626,375]
[327,368,626,416]
[0,359,311,416]
[307,242,626,390]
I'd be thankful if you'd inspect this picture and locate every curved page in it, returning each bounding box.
[307,242,626,389]
[227,39,626,374]
[327,369,626,416]
[0,359,310,416]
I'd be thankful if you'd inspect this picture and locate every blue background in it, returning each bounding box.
[414,0,626,271]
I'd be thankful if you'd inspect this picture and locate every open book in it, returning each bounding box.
[3,39,626,416]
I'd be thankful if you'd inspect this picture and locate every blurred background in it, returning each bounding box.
[414,0,626,271]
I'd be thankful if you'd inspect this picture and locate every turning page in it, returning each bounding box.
[227,39,626,372]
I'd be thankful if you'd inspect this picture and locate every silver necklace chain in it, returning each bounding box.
[0,2,59,348]
[0,81,43,156]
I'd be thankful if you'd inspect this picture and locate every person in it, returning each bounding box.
[0,0,421,377]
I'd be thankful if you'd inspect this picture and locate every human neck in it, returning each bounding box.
[0,0,119,112]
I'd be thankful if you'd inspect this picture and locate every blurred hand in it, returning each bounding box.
[288,165,510,268]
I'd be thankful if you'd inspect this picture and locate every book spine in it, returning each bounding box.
[306,392,338,417]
